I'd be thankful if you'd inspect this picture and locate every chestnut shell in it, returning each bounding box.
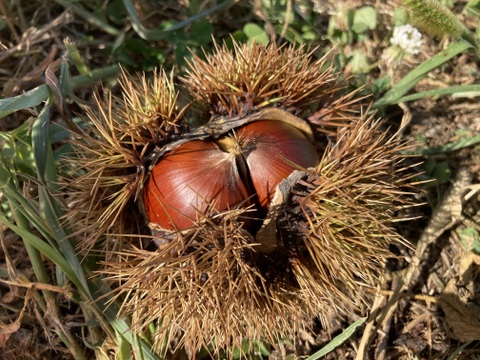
[143,109,319,232]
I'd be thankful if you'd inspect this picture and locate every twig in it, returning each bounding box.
[375,279,399,360]
[377,164,472,325]
[0,278,72,295]
[253,0,276,42]
[279,0,292,40]
[0,10,72,63]
[0,0,21,43]
[357,164,471,359]
[364,288,438,303]
[356,283,385,360]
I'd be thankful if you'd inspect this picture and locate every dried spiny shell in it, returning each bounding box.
[64,41,418,358]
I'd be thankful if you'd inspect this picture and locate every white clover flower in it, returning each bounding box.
[390,24,423,55]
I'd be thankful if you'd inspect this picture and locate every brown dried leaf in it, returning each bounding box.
[0,321,21,348]
[439,253,480,341]
[45,62,64,116]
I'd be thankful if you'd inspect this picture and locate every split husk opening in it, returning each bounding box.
[64,41,419,356]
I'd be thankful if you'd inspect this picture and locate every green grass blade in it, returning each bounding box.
[305,317,367,360]
[6,200,88,358]
[0,85,50,118]
[32,99,52,181]
[65,40,91,75]
[88,280,160,360]
[123,0,234,41]
[447,340,474,360]
[0,64,119,120]
[53,0,121,36]
[1,169,157,358]
[0,210,88,295]
[414,133,480,155]
[2,182,56,243]
[396,84,480,102]
[117,332,134,360]
[32,99,92,297]
[373,40,472,108]
[69,64,120,89]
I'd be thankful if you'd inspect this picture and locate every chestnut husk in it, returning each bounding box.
[64,41,419,358]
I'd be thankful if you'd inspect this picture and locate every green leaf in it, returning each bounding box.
[430,161,452,185]
[351,6,377,34]
[106,0,127,24]
[456,227,480,252]
[393,8,408,25]
[348,50,370,73]
[0,85,50,118]
[188,19,213,46]
[243,23,270,45]
[306,317,366,359]
[466,0,480,17]
[372,76,391,94]
[230,30,248,43]
[424,159,452,185]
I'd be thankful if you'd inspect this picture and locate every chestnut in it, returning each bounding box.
[143,139,251,231]
[235,120,319,210]
[143,119,319,231]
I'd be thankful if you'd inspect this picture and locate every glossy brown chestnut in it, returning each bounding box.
[143,120,319,231]
[143,139,250,230]
[235,120,319,210]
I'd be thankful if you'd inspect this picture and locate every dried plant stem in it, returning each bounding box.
[374,278,399,360]
[8,205,87,360]
[357,164,472,359]
[364,288,438,303]
[279,0,293,40]
[253,0,276,41]
[0,0,21,42]
[397,164,471,296]
[0,278,71,294]
[356,284,385,360]
[0,10,72,63]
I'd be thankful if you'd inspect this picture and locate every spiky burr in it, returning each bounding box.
[64,41,418,357]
